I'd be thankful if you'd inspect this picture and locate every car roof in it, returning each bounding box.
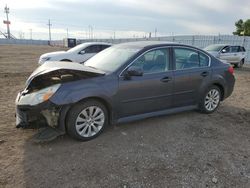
[116,41,177,48]
[208,44,243,47]
[80,42,112,46]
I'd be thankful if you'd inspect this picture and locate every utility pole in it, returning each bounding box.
[88,25,93,40]
[47,19,52,44]
[4,5,11,39]
[66,28,69,38]
[154,28,157,38]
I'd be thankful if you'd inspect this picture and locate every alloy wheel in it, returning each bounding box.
[75,106,105,138]
[204,89,220,111]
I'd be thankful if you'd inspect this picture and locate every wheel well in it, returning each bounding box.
[213,83,224,100]
[69,97,113,125]
[60,59,72,62]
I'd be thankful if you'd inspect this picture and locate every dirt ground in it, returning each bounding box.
[0,45,250,188]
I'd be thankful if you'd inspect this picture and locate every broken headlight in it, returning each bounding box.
[18,84,61,106]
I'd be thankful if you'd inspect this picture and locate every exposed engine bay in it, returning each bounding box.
[26,69,103,93]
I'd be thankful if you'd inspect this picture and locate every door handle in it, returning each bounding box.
[160,76,172,82]
[201,71,209,77]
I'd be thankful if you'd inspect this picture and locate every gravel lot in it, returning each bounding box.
[0,45,250,188]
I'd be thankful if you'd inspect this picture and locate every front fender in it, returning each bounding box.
[50,76,116,106]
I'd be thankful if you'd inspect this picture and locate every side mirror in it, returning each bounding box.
[79,50,85,55]
[221,49,227,53]
[125,66,143,78]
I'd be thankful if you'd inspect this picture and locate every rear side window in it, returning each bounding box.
[173,48,209,70]
[231,46,240,53]
[199,53,209,67]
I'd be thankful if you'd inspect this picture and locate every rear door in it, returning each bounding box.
[239,46,246,60]
[230,46,241,62]
[116,47,174,118]
[172,47,211,107]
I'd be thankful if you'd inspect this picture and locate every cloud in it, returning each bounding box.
[1,0,250,39]
[177,20,230,35]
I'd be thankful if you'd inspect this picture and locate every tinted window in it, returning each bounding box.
[132,48,170,74]
[101,45,110,50]
[199,53,209,67]
[231,46,240,53]
[174,48,209,69]
[174,48,199,70]
[84,45,101,53]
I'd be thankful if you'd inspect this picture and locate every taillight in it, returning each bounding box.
[228,66,234,74]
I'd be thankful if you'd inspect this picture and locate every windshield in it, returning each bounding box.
[84,46,141,72]
[204,45,225,51]
[67,43,88,53]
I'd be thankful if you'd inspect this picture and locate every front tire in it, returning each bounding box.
[66,100,108,141]
[199,86,221,114]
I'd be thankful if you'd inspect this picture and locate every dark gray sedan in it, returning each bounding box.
[15,41,235,141]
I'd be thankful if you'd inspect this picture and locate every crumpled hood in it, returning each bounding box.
[25,61,105,92]
[29,61,105,79]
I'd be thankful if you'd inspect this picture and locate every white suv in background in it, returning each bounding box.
[204,44,247,68]
[39,42,111,65]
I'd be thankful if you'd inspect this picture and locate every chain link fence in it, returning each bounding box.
[1,35,250,62]
[80,35,250,63]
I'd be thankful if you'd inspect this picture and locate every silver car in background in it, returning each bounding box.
[204,44,246,68]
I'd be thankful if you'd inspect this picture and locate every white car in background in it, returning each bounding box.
[38,42,111,64]
[204,44,247,68]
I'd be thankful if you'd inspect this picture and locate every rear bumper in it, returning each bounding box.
[224,75,235,99]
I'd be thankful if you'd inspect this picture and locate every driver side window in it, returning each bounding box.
[83,45,101,54]
[131,48,170,74]
[222,46,230,53]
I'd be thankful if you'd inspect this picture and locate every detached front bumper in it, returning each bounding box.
[16,93,61,129]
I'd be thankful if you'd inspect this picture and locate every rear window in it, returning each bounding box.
[240,46,246,52]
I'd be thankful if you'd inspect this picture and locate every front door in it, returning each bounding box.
[219,46,234,63]
[116,47,174,118]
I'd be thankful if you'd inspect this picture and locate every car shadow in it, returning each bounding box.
[22,104,250,187]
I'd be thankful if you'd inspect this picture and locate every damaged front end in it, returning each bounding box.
[15,62,105,134]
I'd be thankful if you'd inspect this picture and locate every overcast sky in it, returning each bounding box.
[0,0,250,40]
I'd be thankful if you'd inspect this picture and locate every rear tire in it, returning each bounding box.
[66,100,108,141]
[199,85,221,114]
[235,59,244,68]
